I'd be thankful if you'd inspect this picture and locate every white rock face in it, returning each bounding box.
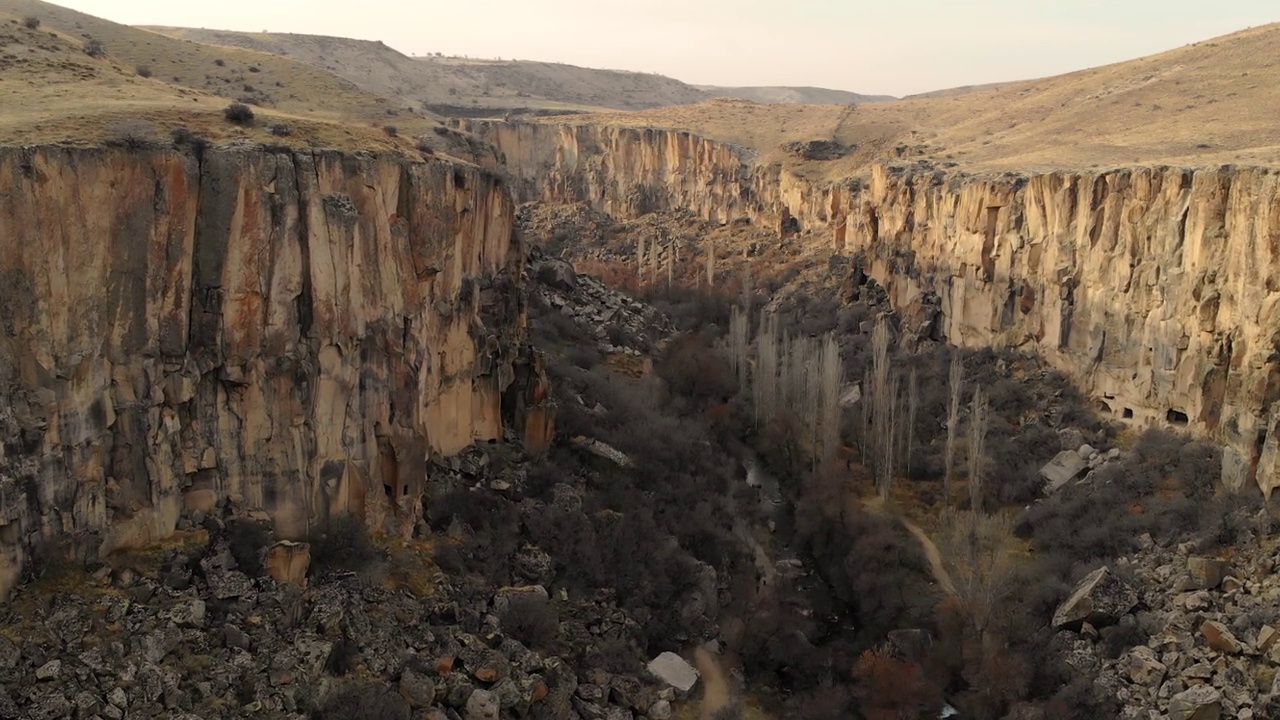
[646,652,699,693]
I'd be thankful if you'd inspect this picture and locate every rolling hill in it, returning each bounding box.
[0,0,482,155]
[145,26,884,115]
[543,22,1280,175]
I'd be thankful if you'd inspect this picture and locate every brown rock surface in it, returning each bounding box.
[466,119,1280,496]
[264,541,311,586]
[0,145,548,599]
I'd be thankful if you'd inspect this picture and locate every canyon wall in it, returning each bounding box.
[0,145,552,598]
[466,120,1280,497]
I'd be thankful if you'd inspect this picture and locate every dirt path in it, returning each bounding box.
[694,647,733,720]
[859,495,956,597]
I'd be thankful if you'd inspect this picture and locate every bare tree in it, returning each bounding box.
[906,367,919,477]
[706,243,716,288]
[967,385,989,514]
[870,318,894,500]
[637,236,647,287]
[729,305,750,393]
[939,508,1015,643]
[945,353,963,507]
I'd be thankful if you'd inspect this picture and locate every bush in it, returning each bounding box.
[226,519,271,576]
[170,126,210,152]
[309,514,376,571]
[415,139,435,155]
[382,125,398,137]
[136,65,153,78]
[325,636,359,677]
[270,123,293,137]
[312,682,409,720]
[499,594,560,651]
[84,38,106,57]
[223,102,255,126]
[105,120,159,150]
[22,16,40,30]
[214,58,226,67]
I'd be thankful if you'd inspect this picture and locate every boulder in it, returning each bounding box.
[1168,685,1222,720]
[1186,557,1230,590]
[534,258,578,292]
[466,689,500,720]
[1123,646,1167,686]
[264,541,311,587]
[1040,450,1087,492]
[1052,566,1139,629]
[1257,625,1278,653]
[646,652,699,693]
[171,597,206,629]
[398,670,437,709]
[1200,620,1243,654]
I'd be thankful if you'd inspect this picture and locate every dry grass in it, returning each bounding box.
[531,22,1280,175]
[0,0,460,151]
[144,26,710,115]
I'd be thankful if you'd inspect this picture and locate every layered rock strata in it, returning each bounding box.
[0,145,552,598]
[465,120,1280,496]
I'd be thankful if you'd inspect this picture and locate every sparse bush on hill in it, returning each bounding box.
[213,58,226,67]
[83,38,105,57]
[135,65,153,78]
[170,126,210,152]
[22,16,40,30]
[415,139,435,155]
[270,123,293,137]
[382,125,399,137]
[105,120,159,150]
[223,102,255,126]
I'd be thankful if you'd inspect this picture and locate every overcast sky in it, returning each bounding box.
[52,0,1279,96]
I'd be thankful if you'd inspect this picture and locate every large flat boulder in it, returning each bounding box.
[1052,566,1139,629]
[645,652,699,693]
[1040,450,1087,492]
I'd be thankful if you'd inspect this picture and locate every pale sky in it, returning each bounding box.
[53,0,1279,96]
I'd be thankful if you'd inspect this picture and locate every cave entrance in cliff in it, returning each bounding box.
[1123,408,1134,419]
[1166,409,1190,426]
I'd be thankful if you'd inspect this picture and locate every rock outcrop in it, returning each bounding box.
[464,119,1280,496]
[0,145,551,599]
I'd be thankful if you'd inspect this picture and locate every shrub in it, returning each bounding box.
[415,139,434,155]
[214,58,226,67]
[223,102,255,126]
[382,125,398,137]
[105,120,159,150]
[269,123,293,137]
[313,682,410,720]
[499,594,559,651]
[248,65,260,73]
[309,514,376,571]
[325,636,359,677]
[170,126,209,151]
[226,519,271,576]
[136,65,153,78]
[84,38,106,57]
[22,16,40,30]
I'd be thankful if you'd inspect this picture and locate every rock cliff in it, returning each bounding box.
[0,145,552,598]
[465,120,1280,497]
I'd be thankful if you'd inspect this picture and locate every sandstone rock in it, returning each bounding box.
[400,668,438,708]
[34,659,60,680]
[648,700,672,720]
[1052,566,1139,629]
[1187,557,1230,590]
[646,652,699,693]
[1040,450,1087,492]
[467,689,500,720]
[1168,685,1222,720]
[1257,625,1278,652]
[1124,646,1167,686]
[264,541,311,587]
[0,147,549,595]
[1200,621,1244,654]
[170,598,206,628]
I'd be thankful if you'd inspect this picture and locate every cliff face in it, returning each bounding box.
[0,145,551,598]
[466,120,1280,498]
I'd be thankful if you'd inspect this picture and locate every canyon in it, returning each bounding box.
[0,145,553,599]
[464,119,1280,497]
